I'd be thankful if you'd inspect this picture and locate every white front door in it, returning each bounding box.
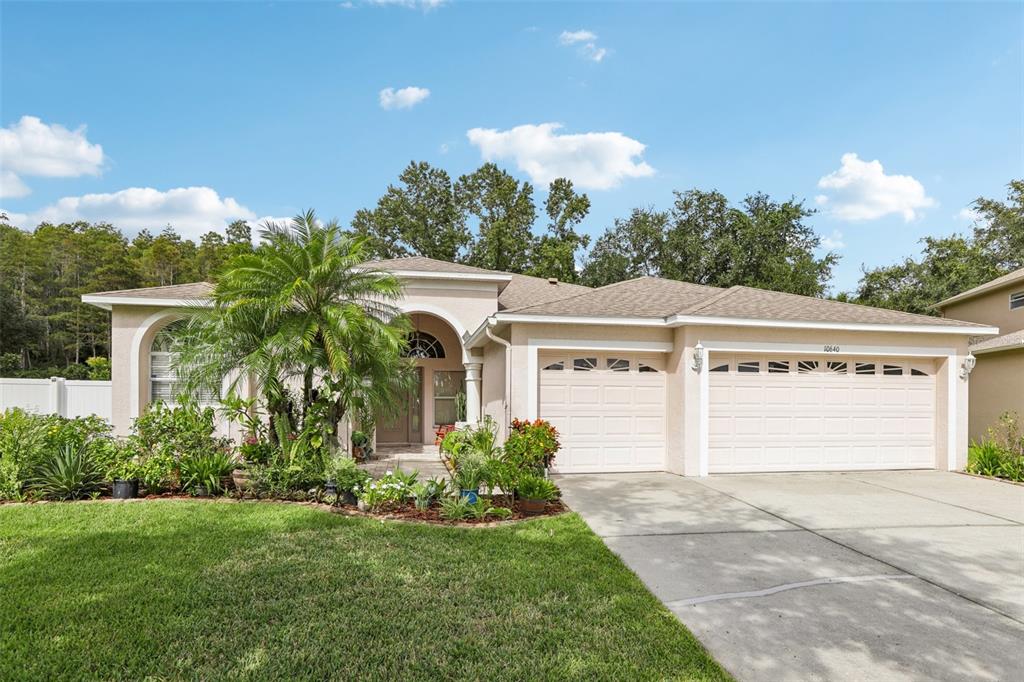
[539,352,667,473]
[708,355,937,473]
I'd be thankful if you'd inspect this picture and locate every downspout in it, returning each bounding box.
[485,324,512,430]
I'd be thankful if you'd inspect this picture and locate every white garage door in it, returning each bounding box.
[709,355,937,473]
[540,352,666,473]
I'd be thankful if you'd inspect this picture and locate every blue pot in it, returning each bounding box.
[459,489,479,504]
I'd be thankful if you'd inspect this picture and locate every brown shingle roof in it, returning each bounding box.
[970,329,1024,354]
[84,282,213,299]
[506,279,991,329]
[936,267,1024,308]
[684,286,985,328]
[505,277,725,318]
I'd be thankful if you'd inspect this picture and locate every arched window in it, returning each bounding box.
[403,331,445,359]
[150,321,183,403]
[150,320,216,404]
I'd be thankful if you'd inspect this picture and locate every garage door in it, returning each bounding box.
[709,355,936,473]
[540,352,666,473]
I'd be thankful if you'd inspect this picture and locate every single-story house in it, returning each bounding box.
[83,256,998,476]
[936,266,1024,441]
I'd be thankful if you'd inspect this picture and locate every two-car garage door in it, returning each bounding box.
[708,355,937,473]
[537,349,940,475]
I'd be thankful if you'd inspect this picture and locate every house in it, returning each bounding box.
[83,256,998,476]
[936,266,1024,441]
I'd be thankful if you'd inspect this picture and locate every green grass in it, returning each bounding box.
[0,501,728,681]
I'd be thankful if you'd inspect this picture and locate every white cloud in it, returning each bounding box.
[20,186,255,240]
[367,0,446,9]
[956,207,984,223]
[466,122,654,190]
[559,30,597,45]
[816,153,935,222]
[1,170,30,199]
[379,86,431,110]
[558,29,608,62]
[820,229,845,250]
[0,115,105,197]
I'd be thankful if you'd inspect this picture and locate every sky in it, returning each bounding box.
[1,0,1021,293]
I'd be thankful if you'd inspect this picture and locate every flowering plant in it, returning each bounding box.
[355,469,416,510]
[505,419,560,470]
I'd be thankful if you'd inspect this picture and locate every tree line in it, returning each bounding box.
[1,163,1020,375]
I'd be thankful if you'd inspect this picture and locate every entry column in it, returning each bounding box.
[464,361,482,425]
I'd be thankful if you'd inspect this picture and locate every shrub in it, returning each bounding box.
[180,451,236,493]
[91,437,144,481]
[505,419,559,470]
[0,409,110,500]
[410,477,447,510]
[131,402,231,492]
[966,412,1024,482]
[85,356,111,380]
[324,455,371,493]
[29,443,103,500]
[515,474,559,501]
[439,495,472,520]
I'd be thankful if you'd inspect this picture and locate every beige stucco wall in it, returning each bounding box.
[109,305,184,435]
[941,283,1023,334]
[968,349,1024,442]
[481,336,508,439]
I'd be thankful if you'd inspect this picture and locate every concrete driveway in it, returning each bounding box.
[557,470,1024,682]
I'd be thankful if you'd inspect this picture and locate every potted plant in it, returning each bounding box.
[515,474,559,516]
[453,459,484,504]
[351,431,369,461]
[111,459,141,500]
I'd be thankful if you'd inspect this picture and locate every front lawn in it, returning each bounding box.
[0,502,728,680]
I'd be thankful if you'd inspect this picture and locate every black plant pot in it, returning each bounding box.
[194,485,210,498]
[324,481,338,497]
[340,490,357,506]
[112,479,139,500]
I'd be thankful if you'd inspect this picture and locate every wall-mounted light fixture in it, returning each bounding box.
[959,353,976,380]
[691,342,704,373]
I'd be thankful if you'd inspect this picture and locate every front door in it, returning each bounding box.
[376,367,423,444]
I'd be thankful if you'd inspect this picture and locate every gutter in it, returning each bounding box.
[484,325,513,428]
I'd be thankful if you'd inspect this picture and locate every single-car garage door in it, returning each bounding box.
[709,354,936,473]
[540,352,666,473]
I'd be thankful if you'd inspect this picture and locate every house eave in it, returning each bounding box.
[81,295,211,310]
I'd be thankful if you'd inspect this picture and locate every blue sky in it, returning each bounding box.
[1,0,1020,293]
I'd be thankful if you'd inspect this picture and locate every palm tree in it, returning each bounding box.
[174,210,412,447]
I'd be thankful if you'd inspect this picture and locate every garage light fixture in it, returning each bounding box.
[691,342,704,373]
[959,354,976,380]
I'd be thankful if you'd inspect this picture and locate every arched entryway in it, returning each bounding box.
[377,312,472,445]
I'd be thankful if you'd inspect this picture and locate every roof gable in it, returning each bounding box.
[936,267,1024,308]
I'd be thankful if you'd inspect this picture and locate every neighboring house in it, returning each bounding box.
[83,256,997,476]
[936,267,1024,442]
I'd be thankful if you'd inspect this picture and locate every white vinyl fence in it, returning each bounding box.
[0,377,113,423]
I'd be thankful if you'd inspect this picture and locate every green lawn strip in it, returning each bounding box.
[0,502,729,681]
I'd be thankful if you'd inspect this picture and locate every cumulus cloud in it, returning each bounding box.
[820,229,846,250]
[816,153,935,222]
[0,115,105,197]
[558,29,608,62]
[379,86,431,110]
[466,123,654,190]
[21,186,255,240]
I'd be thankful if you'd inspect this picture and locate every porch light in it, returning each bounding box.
[691,343,704,373]
[959,354,976,380]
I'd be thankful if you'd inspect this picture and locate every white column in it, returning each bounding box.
[464,362,482,425]
[49,376,67,417]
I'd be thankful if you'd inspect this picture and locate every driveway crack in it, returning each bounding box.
[667,573,917,607]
